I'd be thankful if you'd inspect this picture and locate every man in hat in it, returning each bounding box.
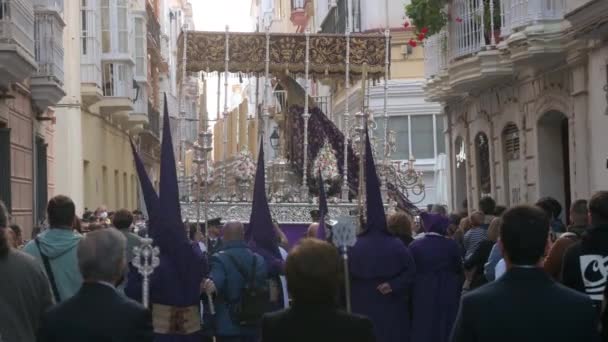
[207,218,223,256]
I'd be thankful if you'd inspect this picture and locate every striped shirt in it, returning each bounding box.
[464,227,488,261]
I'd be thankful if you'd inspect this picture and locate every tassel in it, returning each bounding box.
[239,73,243,83]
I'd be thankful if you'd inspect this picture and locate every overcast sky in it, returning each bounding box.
[191,0,255,32]
[191,0,255,123]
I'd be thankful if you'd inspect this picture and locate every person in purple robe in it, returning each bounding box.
[409,212,463,342]
[348,125,416,342]
[245,140,286,312]
[126,94,206,342]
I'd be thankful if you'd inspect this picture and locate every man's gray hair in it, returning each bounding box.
[77,228,127,282]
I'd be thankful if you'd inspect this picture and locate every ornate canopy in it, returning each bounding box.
[178,30,388,81]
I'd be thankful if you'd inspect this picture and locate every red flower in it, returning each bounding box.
[408,39,417,47]
[417,33,426,41]
[455,17,463,23]
[421,27,429,34]
[403,21,410,29]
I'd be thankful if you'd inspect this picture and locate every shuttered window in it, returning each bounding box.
[0,128,11,212]
[503,123,520,161]
[36,137,48,223]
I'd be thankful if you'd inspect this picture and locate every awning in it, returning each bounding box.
[178,30,388,82]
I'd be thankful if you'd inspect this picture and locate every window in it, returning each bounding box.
[117,0,128,53]
[101,0,110,53]
[123,172,128,207]
[391,116,410,160]
[411,115,434,159]
[102,62,131,97]
[475,132,491,197]
[134,17,145,77]
[0,127,11,213]
[436,114,446,154]
[503,123,521,205]
[35,137,48,223]
[114,170,120,209]
[102,166,108,204]
[81,0,87,55]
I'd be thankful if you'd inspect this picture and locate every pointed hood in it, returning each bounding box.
[317,170,328,240]
[246,138,280,258]
[159,93,183,226]
[129,138,158,226]
[420,212,450,235]
[126,93,204,313]
[348,123,412,279]
[362,124,389,236]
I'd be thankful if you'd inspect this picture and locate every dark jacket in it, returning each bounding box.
[208,237,224,256]
[562,224,608,309]
[261,304,375,342]
[38,282,153,342]
[464,239,493,290]
[209,240,267,337]
[0,250,53,342]
[451,267,599,342]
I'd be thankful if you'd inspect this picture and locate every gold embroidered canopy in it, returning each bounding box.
[178,30,388,81]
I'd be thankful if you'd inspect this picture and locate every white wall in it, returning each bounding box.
[54,0,84,214]
[587,46,608,191]
[361,0,409,31]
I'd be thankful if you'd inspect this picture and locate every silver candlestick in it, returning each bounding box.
[132,236,160,309]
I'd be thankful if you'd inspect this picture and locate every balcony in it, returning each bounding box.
[501,0,566,64]
[129,83,148,126]
[30,9,65,112]
[320,0,361,33]
[142,102,160,139]
[446,0,513,92]
[423,30,450,102]
[80,0,102,107]
[424,0,567,101]
[290,0,312,27]
[0,0,37,90]
[89,60,134,118]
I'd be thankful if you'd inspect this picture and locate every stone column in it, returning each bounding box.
[54,0,84,213]
[569,59,590,200]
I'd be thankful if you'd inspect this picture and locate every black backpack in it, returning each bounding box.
[224,253,270,327]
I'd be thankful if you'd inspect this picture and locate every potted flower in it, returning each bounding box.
[405,0,448,37]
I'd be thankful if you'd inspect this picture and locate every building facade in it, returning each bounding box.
[317,0,445,207]
[0,0,65,235]
[53,0,197,215]
[423,0,608,214]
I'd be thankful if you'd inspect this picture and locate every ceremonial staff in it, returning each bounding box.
[332,217,357,313]
[132,235,160,309]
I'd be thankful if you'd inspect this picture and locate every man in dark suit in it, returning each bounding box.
[207,217,223,256]
[450,205,599,342]
[261,238,375,342]
[38,228,153,342]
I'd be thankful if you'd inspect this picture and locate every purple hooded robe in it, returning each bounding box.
[127,94,205,342]
[409,212,463,342]
[348,126,416,342]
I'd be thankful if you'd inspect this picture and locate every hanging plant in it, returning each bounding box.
[405,0,448,37]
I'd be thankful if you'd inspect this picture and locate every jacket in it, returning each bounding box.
[0,249,53,342]
[562,224,608,307]
[38,282,153,342]
[23,228,83,302]
[209,240,267,337]
[544,230,581,281]
[261,304,375,342]
[451,267,599,342]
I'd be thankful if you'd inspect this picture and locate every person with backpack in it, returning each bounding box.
[23,195,83,303]
[203,221,269,342]
[544,199,589,281]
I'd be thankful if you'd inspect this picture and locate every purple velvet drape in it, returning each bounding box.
[287,105,360,198]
